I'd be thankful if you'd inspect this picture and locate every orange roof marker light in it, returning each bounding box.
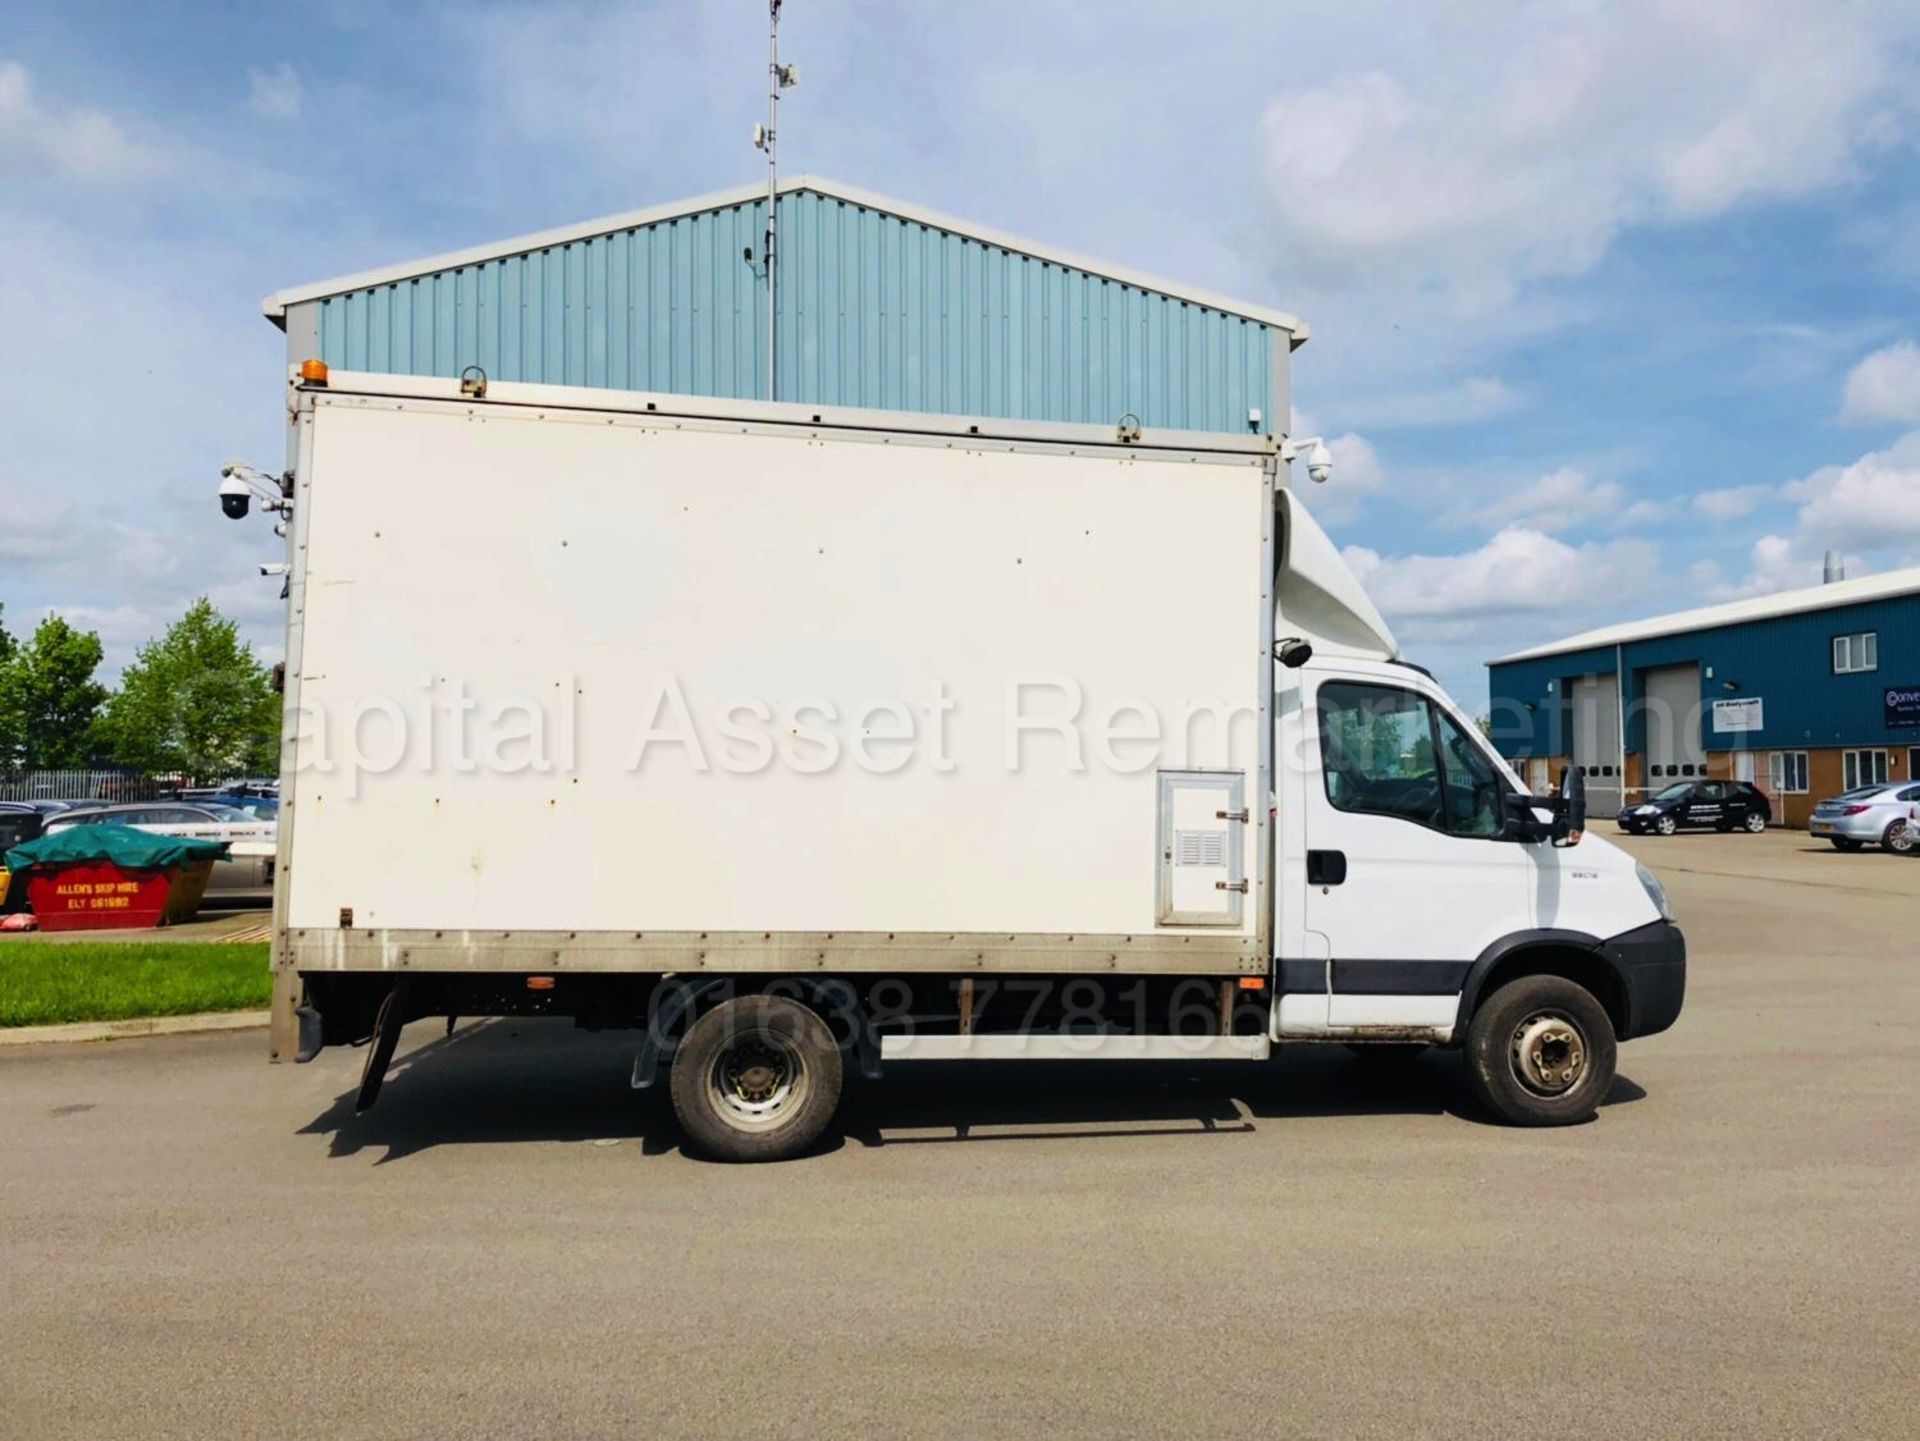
[298,357,329,385]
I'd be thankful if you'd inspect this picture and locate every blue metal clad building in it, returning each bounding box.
[264,176,1304,437]
[1486,569,1920,825]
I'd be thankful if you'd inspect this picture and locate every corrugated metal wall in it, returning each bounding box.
[1487,592,1920,758]
[289,189,1280,435]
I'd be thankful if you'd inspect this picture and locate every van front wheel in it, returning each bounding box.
[1464,975,1617,1127]
[669,995,843,1162]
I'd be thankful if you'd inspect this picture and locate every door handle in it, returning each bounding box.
[1307,850,1347,886]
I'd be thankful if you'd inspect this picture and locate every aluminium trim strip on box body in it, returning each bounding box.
[268,403,318,1062]
[299,370,1280,463]
[286,928,1266,976]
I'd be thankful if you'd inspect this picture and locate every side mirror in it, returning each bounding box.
[1275,636,1314,668]
[1552,765,1586,846]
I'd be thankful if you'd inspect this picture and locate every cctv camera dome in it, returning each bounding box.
[1305,440,1334,484]
[219,472,252,520]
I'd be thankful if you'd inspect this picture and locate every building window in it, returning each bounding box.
[1832,632,1878,674]
[1843,749,1889,790]
[1768,751,1808,794]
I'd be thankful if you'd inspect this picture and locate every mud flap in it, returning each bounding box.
[355,981,412,1114]
[294,1006,325,1064]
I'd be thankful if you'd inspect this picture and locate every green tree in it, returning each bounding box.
[0,603,15,767]
[0,613,109,769]
[95,599,281,780]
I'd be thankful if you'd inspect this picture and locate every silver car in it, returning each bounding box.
[1808,784,1920,853]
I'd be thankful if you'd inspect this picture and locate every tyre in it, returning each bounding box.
[1655,814,1678,836]
[1743,812,1767,833]
[669,994,843,1162]
[1831,837,1863,852]
[1885,820,1915,855]
[1464,975,1618,1127]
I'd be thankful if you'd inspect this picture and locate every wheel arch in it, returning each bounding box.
[1455,930,1628,1042]
[631,976,881,1091]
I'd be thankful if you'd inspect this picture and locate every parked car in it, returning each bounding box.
[45,802,277,896]
[1617,780,1772,835]
[1808,784,1920,853]
[177,787,279,820]
[2,798,110,817]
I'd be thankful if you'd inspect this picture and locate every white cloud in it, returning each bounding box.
[1705,431,1920,595]
[248,63,303,121]
[1472,467,1663,534]
[1326,432,1382,493]
[1342,526,1660,628]
[1691,484,1777,521]
[1336,375,1520,430]
[1257,4,1912,307]
[0,58,167,182]
[1785,430,1920,554]
[1840,341,1920,424]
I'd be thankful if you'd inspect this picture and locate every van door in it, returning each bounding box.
[1303,673,1532,1030]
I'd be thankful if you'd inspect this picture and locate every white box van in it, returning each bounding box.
[262,369,1683,1160]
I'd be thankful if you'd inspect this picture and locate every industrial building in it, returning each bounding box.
[263,175,1304,438]
[1487,568,1920,827]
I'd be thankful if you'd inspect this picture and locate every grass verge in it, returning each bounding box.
[0,943,272,1027]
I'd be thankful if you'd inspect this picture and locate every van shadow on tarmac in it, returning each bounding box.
[299,1019,1644,1165]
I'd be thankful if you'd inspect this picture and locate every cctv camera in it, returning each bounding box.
[219,473,252,520]
[1305,440,1334,484]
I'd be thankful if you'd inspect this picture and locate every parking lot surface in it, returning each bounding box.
[1,829,1914,1437]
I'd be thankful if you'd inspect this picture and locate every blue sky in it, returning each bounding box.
[4,1,1919,706]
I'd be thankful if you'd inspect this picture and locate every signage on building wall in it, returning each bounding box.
[1887,686,1920,729]
[1711,696,1765,733]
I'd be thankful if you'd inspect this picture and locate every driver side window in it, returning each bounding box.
[1319,681,1508,838]
[1318,682,1444,829]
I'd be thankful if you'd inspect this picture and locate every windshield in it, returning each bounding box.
[1835,786,1891,801]
[1653,784,1693,801]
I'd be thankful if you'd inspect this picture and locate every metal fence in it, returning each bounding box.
[0,770,263,803]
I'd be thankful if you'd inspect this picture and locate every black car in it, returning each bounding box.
[1618,780,1772,835]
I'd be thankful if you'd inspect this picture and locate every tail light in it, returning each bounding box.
[1842,804,1871,815]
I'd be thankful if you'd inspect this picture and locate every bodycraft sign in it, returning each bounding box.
[1886,685,1920,729]
[1711,697,1764,733]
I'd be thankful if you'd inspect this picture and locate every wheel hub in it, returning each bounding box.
[709,1029,808,1129]
[1511,1013,1586,1094]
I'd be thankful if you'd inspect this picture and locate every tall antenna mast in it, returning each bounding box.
[754,2,797,402]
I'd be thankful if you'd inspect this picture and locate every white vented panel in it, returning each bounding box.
[1174,830,1227,867]
[1156,770,1245,926]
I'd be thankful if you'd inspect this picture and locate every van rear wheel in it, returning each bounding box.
[1464,975,1616,1127]
[669,995,843,1162]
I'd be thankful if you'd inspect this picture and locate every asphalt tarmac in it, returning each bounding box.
[2,828,1914,1438]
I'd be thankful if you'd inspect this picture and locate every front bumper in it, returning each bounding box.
[1601,919,1686,1040]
